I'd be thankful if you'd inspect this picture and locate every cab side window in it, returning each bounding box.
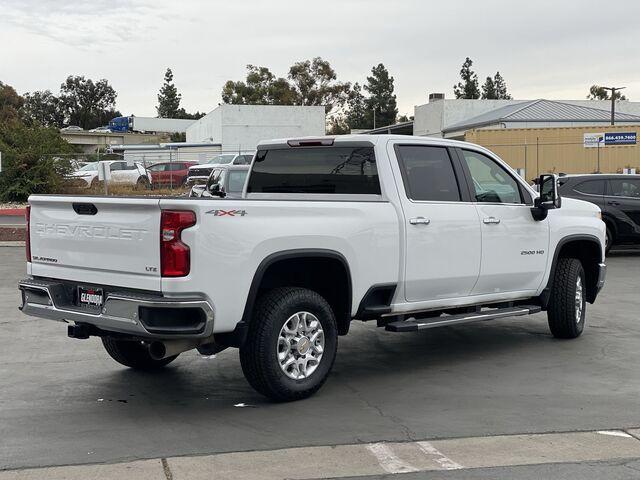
[395,145,461,202]
[462,150,522,204]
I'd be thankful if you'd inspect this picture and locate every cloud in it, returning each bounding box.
[2,0,163,49]
[1,0,639,117]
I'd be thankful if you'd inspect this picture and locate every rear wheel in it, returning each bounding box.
[102,337,178,370]
[240,287,338,401]
[547,257,586,339]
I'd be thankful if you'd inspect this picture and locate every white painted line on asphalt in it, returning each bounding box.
[416,440,464,470]
[597,430,633,438]
[366,442,419,474]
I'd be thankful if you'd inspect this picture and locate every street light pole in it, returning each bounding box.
[602,86,626,126]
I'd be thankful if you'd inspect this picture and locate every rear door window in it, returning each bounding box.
[608,179,640,198]
[395,145,461,202]
[574,180,605,195]
[247,146,380,194]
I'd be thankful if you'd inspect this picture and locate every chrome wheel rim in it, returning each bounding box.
[575,276,584,323]
[277,311,324,380]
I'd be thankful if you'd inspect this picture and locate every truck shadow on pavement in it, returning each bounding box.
[98,316,558,411]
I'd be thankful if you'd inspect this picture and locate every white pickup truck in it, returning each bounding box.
[19,135,606,401]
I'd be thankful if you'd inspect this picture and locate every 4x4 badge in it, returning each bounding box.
[205,209,247,217]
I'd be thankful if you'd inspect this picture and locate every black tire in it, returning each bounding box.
[547,257,586,339]
[240,287,338,402]
[102,337,178,370]
[605,226,614,255]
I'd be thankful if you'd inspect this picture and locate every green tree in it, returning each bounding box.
[21,90,65,127]
[222,65,296,105]
[175,108,205,120]
[221,58,349,113]
[287,57,350,114]
[493,72,512,99]
[0,83,76,201]
[364,63,398,127]
[157,68,182,118]
[453,57,480,99]
[326,115,350,135]
[345,82,370,130]
[481,76,496,99]
[59,75,118,129]
[587,85,627,101]
[481,72,512,100]
[0,81,24,123]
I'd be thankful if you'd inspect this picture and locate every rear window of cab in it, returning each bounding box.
[247,147,381,195]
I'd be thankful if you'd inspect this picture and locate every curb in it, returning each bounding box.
[0,208,26,217]
[0,241,25,247]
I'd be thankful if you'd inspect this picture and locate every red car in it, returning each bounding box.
[147,161,198,187]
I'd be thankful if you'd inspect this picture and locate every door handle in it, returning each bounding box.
[607,201,620,206]
[409,217,431,225]
[483,217,501,225]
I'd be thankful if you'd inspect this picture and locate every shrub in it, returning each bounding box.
[0,120,75,201]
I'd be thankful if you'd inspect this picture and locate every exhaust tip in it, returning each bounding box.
[148,341,167,360]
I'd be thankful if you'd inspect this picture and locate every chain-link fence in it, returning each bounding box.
[24,148,256,197]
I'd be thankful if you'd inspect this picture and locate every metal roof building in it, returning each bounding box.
[442,99,640,138]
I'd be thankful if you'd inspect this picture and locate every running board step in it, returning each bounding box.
[385,305,542,332]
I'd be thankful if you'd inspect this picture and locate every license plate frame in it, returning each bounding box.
[77,286,104,310]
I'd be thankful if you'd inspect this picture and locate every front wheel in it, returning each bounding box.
[605,226,614,255]
[240,287,338,401]
[547,257,586,339]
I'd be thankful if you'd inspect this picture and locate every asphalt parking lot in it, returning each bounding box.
[1,246,640,478]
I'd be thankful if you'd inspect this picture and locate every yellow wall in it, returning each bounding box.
[465,125,640,182]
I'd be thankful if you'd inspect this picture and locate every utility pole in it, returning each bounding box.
[602,86,626,125]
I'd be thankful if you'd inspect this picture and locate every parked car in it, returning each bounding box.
[189,165,250,198]
[558,174,640,253]
[66,161,151,188]
[186,153,254,185]
[20,135,606,401]
[147,161,198,188]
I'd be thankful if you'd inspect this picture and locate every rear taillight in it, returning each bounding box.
[160,210,196,277]
[25,205,31,262]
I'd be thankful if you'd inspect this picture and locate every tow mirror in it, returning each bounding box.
[531,174,561,221]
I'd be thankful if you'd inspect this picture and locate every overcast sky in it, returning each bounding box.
[2,0,639,119]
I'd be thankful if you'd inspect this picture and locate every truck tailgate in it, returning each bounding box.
[29,196,162,291]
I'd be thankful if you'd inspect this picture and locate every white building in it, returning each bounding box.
[413,95,640,137]
[186,104,326,151]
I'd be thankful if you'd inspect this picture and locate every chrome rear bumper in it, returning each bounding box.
[18,278,214,339]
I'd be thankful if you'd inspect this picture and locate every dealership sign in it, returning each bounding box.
[604,132,637,145]
[584,132,637,148]
[584,133,604,148]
